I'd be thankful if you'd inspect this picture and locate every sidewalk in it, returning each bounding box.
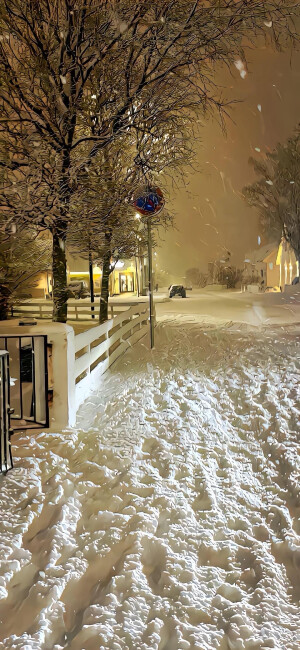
[108,291,169,304]
[1,315,299,648]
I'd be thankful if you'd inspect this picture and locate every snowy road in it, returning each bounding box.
[0,313,299,649]
[155,289,300,327]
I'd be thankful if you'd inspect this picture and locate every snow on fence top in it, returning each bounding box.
[11,299,141,321]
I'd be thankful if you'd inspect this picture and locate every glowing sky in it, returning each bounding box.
[157,43,300,282]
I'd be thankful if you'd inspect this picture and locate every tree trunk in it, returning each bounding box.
[99,250,111,324]
[0,285,11,320]
[89,249,95,319]
[53,146,72,323]
[52,229,68,323]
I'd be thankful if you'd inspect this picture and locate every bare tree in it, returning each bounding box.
[0,1,298,321]
[0,226,51,320]
[244,127,300,267]
[0,1,144,321]
[217,265,242,289]
[186,268,208,288]
[68,124,177,323]
[68,146,142,323]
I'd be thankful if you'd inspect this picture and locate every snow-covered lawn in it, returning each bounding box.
[0,313,299,649]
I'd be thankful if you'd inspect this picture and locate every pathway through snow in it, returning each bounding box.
[0,319,299,650]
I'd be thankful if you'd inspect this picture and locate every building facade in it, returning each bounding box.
[275,239,299,289]
[67,255,148,296]
[244,239,299,291]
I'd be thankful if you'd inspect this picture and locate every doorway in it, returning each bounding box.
[119,273,134,293]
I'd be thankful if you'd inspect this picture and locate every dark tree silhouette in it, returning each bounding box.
[244,127,300,268]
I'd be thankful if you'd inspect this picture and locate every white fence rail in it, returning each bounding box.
[74,302,151,408]
[11,300,142,321]
[1,303,152,429]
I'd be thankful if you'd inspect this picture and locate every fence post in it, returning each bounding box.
[105,325,109,359]
[140,305,144,330]
[46,324,76,429]
[0,351,13,473]
[87,343,91,373]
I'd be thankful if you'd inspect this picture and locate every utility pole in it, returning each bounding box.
[147,217,154,348]
[135,234,140,297]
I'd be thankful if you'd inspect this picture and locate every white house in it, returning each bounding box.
[275,238,299,289]
[243,242,278,288]
[244,239,299,291]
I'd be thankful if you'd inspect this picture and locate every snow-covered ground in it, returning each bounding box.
[0,295,299,650]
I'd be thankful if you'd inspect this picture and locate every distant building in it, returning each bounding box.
[243,242,277,287]
[275,238,299,288]
[263,249,279,289]
[67,254,148,296]
[24,251,149,299]
[244,239,299,291]
[208,253,231,284]
[28,271,52,299]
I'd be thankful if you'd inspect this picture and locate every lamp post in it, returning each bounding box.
[133,186,164,350]
[134,222,141,298]
[147,217,154,349]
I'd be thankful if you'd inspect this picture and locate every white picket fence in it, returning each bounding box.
[11,299,140,321]
[74,302,151,408]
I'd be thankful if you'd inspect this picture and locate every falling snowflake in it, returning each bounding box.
[234,59,247,79]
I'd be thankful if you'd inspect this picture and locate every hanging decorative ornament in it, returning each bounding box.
[133,186,164,217]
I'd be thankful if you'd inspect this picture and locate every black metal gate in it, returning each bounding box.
[0,336,49,430]
[0,350,13,472]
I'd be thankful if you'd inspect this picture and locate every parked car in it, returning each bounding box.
[169,284,186,298]
[67,280,90,299]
